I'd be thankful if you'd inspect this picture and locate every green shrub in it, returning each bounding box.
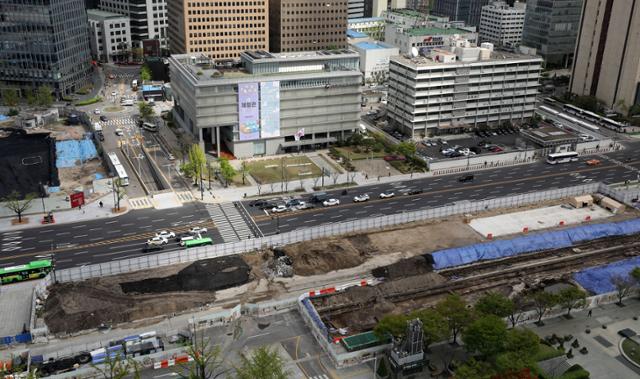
[75,96,102,106]
[560,364,589,379]
[533,343,564,362]
[7,108,19,116]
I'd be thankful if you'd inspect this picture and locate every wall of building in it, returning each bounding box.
[385,26,478,54]
[88,12,132,63]
[99,0,168,49]
[479,1,525,47]
[350,43,400,81]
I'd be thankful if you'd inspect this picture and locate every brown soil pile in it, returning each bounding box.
[371,256,432,279]
[280,235,375,276]
[58,160,107,193]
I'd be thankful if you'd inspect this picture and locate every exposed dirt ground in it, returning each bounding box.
[57,160,107,193]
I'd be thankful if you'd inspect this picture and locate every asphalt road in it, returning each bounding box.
[0,203,219,269]
[246,147,640,235]
[2,144,639,271]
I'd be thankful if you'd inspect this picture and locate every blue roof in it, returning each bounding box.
[346,29,369,38]
[142,84,163,92]
[348,17,384,24]
[354,42,385,50]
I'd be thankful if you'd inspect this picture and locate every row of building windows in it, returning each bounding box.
[190,37,266,44]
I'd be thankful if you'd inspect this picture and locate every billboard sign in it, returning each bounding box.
[238,82,260,141]
[260,81,281,138]
[70,192,85,208]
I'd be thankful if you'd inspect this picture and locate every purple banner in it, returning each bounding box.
[238,82,260,141]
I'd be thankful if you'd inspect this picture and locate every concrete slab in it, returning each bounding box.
[469,204,613,238]
[0,280,37,337]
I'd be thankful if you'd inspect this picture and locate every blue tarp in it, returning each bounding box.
[0,114,8,121]
[55,138,98,168]
[574,256,640,294]
[431,219,640,269]
[95,173,104,179]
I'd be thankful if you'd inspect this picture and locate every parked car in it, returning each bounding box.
[93,109,101,115]
[353,194,370,202]
[189,226,208,235]
[146,236,168,246]
[115,129,124,136]
[458,174,475,183]
[99,115,108,122]
[323,198,340,207]
[271,205,288,213]
[379,191,395,199]
[176,233,195,243]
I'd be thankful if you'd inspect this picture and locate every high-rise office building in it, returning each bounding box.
[432,0,490,27]
[0,0,93,98]
[479,1,525,47]
[88,10,132,63]
[167,0,269,60]
[570,0,640,111]
[99,0,168,50]
[269,0,348,52]
[521,0,583,68]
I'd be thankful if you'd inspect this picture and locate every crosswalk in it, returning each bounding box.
[128,196,153,209]
[103,117,137,128]
[308,375,329,379]
[204,203,257,242]
[176,191,195,203]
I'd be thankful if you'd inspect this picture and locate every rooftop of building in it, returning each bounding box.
[353,41,397,50]
[405,26,475,36]
[87,9,128,20]
[392,48,542,67]
[522,123,579,144]
[242,49,359,61]
[347,29,369,38]
[348,17,384,24]
[386,8,428,18]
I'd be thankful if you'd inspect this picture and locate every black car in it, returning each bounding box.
[458,174,475,183]
[469,146,481,154]
[100,115,108,122]
[249,199,268,207]
[408,189,424,195]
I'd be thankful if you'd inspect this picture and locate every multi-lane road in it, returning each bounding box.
[2,144,639,270]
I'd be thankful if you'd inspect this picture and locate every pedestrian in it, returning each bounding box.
[588,309,592,317]
[365,174,369,180]
[99,201,103,208]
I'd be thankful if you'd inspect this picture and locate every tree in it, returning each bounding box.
[140,65,152,82]
[2,88,20,107]
[557,286,587,318]
[219,157,236,187]
[374,314,408,339]
[506,295,526,328]
[91,351,140,379]
[113,178,126,211]
[178,335,226,379]
[410,309,448,347]
[475,292,513,319]
[331,170,341,185]
[240,161,250,185]
[529,290,558,325]
[435,294,474,344]
[187,144,207,186]
[611,274,636,305]
[35,86,53,108]
[2,191,36,223]
[495,329,541,373]
[25,91,36,106]
[138,101,155,121]
[462,315,508,358]
[396,141,416,157]
[455,358,495,379]
[234,346,289,379]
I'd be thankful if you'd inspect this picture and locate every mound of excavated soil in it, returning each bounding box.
[371,255,432,279]
[280,235,374,276]
[120,256,250,293]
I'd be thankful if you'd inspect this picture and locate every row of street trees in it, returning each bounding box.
[1,86,54,108]
[180,144,238,189]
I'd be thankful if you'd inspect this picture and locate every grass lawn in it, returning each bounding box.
[622,338,640,365]
[533,343,564,362]
[246,156,322,184]
[335,146,386,160]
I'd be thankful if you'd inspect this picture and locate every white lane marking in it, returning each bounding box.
[57,232,70,236]
[73,234,88,239]
[73,251,89,256]
[72,225,85,229]
[105,220,118,224]
[89,228,102,231]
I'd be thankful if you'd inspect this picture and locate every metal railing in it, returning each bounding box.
[54,183,603,283]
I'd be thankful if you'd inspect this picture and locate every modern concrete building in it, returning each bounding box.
[269,0,348,52]
[88,10,132,63]
[99,0,168,50]
[348,0,372,19]
[479,1,525,47]
[168,50,362,158]
[348,17,385,40]
[432,0,490,27]
[0,0,93,98]
[385,23,477,55]
[570,1,640,112]
[167,0,269,60]
[521,0,583,68]
[350,40,399,82]
[387,44,541,136]
[383,8,430,28]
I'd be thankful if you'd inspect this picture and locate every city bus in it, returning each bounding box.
[181,237,213,248]
[543,97,558,106]
[107,152,129,186]
[546,151,579,165]
[0,260,52,284]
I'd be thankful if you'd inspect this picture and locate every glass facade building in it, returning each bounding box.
[522,0,583,68]
[0,0,93,98]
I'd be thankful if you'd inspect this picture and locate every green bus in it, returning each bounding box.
[181,237,213,248]
[0,260,53,284]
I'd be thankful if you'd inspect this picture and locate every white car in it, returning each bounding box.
[167,153,176,161]
[189,226,208,235]
[146,236,167,246]
[111,91,117,97]
[115,128,124,136]
[156,230,175,240]
[94,109,101,115]
[353,194,370,202]
[323,198,340,207]
[379,191,395,199]
[271,205,288,213]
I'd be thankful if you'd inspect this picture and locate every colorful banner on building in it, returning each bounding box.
[238,82,260,141]
[260,81,281,138]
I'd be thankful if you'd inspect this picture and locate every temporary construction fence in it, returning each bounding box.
[53,182,615,283]
[431,218,640,269]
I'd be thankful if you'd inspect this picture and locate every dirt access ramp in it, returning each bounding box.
[44,256,250,334]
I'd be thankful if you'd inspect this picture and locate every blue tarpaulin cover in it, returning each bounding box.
[55,138,98,168]
[574,256,640,294]
[431,219,640,269]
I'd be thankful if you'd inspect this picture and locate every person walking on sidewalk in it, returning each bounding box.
[588,309,592,317]
[99,201,104,208]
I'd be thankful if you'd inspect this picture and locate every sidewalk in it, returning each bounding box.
[0,192,129,232]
